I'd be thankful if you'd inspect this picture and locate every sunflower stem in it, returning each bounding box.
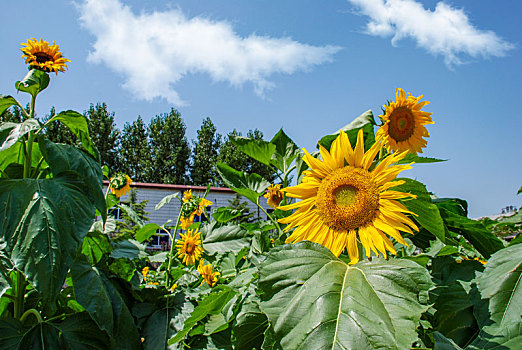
[165,206,184,288]
[256,197,283,237]
[20,308,43,324]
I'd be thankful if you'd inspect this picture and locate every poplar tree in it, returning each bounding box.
[191,117,221,185]
[120,116,152,182]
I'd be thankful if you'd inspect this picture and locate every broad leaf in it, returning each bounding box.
[15,69,50,97]
[231,135,276,166]
[0,119,41,151]
[433,331,463,350]
[395,178,445,242]
[18,322,61,349]
[82,230,113,264]
[110,239,147,259]
[39,138,106,221]
[71,257,142,349]
[155,192,179,210]
[0,174,94,302]
[318,110,376,151]
[216,162,270,204]
[258,242,432,350]
[212,207,243,223]
[0,318,24,350]
[233,299,269,350]
[270,128,300,174]
[201,222,253,255]
[135,223,161,243]
[45,110,98,158]
[0,95,18,115]
[56,312,111,350]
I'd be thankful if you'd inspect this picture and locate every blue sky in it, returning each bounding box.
[1,0,520,217]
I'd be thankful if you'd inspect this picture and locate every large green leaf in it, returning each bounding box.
[135,223,161,243]
[81,230,113,264]
[395,178,445,242]
[318,110,376,151]
[258,242,432,350]
[0,95,18,115]
[201,222,253,255]
[71,257,141,349]
[212,207,243,223]
[39,138,106,221]
[0,318,25,350]
[468,244,522,348]
[45,110,98,158]
[0,119,41,151]
[270,128,300,174]
[230,135,276,166]
[110,239,148,259]
[216,162,270,204]
[169,286,236,345]
[15,69,50,97]
[18,322,61,349]
[0,174,94,302]
[55,312,111,350]
[233,299,269,350]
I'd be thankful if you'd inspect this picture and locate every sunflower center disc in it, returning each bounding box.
[34,52,53,64]
[316,167,380,231]
[388,107,415,142]
[185,242,194,254]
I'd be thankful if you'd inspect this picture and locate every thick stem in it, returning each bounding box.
[165,206,184,288]
[20,308,43,324]
[13,270,26,319]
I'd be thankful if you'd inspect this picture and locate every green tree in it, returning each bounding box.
[85,103,121,174]
[148,108,190,184]
[120,116,152,182]
[41,106,78,145]
[191,117,221,185]
[0,106,23,123]
[115,189,150,238]
[228,194,254,223]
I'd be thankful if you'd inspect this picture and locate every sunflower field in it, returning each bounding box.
[0,39,520,350]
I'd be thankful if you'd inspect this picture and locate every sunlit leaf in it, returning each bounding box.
[230,135,276,166]
[0,95,18,115]
[15,69,50,97]
[216,162,270,204]
[318,110,376,151]
[0,119,41,151]
[270,128,300,174]
[201,222,253,255]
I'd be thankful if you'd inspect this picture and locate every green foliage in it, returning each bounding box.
[116,188,150,237]
[318,109,376,151]
[191,117,222,185]
[15,69,49,98]
[120,115,152,182]
[217,162,271,204]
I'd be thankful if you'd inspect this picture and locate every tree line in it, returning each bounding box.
[1,103,275,186]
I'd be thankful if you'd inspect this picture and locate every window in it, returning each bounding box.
[109,206,122,220]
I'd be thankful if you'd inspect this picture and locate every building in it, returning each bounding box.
[103,181,272,249]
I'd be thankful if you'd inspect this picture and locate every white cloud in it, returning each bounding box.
[77,0,340,105]
[347,0,514,66]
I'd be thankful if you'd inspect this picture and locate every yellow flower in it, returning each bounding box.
[170,283,178,292]
[198,260,220,287]
[264,184,284,208]
[183,189,193,203]
[142,266,149,279]
[176,228,204,265]
[376,88,434,154]
[196,198,213,216]
[147,281,159,285]
[179,196,213,230]
[20,38,70,74]
[109,174,132,198]
[278,130,418,264]
[180,213,195,230]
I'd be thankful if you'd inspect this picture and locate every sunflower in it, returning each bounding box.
[278,129,418,264]
[180,196,213,230]
[376,88,433,154]
[176,228,204,265]
[183,189,193,203]
[109,174,132,198]
[20,38,70,74]
[198,260,220,287]
[264,184,284,208]
[142,266,149,279]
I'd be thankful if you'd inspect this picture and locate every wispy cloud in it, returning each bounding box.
[347,0,514,66]
[78,0,340,105]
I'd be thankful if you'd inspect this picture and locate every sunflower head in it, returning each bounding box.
[265,184,284,208]
[198,260,220,287]
[20,38,70,74]
[109,174,132,198]
[183,189,193,203]
[176,228,204,265]
[278,129,418,264]
[376,88,433,154]
[142,266,149,279]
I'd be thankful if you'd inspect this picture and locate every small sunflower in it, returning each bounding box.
[264,184,284,208]
[198,260,220,287]
[170,283,178,292]
[376,88,434,154]
[176,228,204,265]
[109,174,132,198]
[20,38,70,74]
[180,196,213,230]
[142,266,149,279]
[278,129,418,264]
[183,189,193,203]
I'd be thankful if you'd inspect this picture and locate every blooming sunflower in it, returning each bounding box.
[176,228,204,265]
[142,266,149,279]
[20,38,70,74]
[109,174,132,198]
[183,189,193,203]
[278,129,418,264]
[198,260,220,287]
[376,88,433,154]
[264,184,284,208]
[180,196,213,230]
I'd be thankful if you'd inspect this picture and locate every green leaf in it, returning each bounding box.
[0,174,94,302]
[15,69,50,97]
[110,239,147,259]
[0,95,18,115]
[0,318,24,350]
[201,222,253,255]
[168,286,236,345]
[434,198,468,217]
[39,138,106,222]
[81,230,113,264]
[135,223,161,243]
[18,322,61,349]
[394,178,445,242]
[212,207,243,223]
[468,244,522,348]
[45,110,98,158]
[118,203,144,226]
[71,257,141,349]
[318,110,376,151]
[216,162,271,204]
[233,300,269,350]
[55,312,111,350]
[110,258,136,282]
[0,119,41,151]
[433,331,463,350]
[270,128,300,173]
[230,135,276,166]
[397,153,447,164]
[155,192,180,210]
[258,242,432,350]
